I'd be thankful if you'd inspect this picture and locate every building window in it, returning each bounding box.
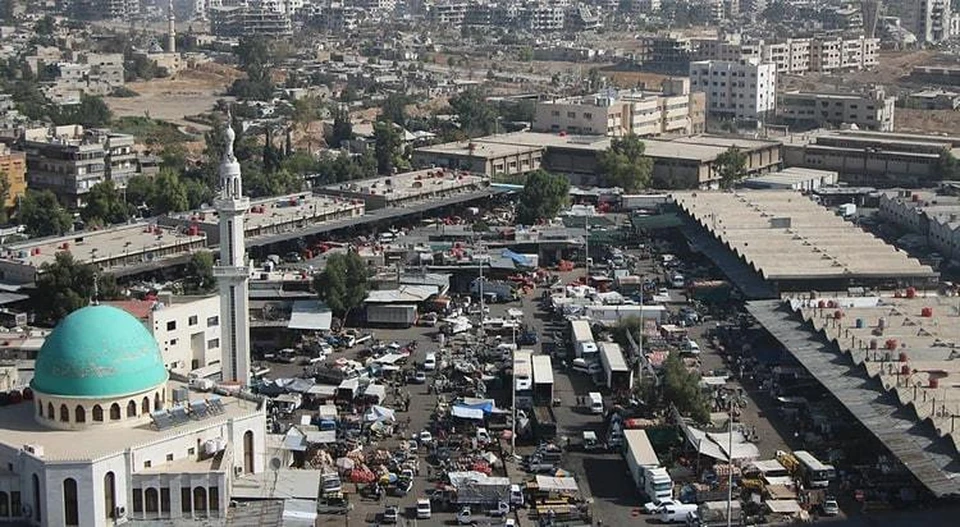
[142,397,150,414]
[160,488,170,514]
[93,405,103,422]
[110,403,121,420]
[47,403,54,419]
[63,478,79,526]
[144,460,151,469]
[127,400,137,417]
[166,321,176,331]
[0,491,8,517]
[166,453,174,461]
[144,488,158,514]
[207,338,219,349]
[181,487,191,514]
[60,404,69,422]
[209,487,219,512]
[188,315,198,326]
[75,405,85,423]
[206,316,219,327]
[169,338,178,346]
[104,472,116,520]
[193,488,207,514]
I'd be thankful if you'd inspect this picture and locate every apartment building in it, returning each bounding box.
[209,5,293,37]
[689,58,777,121]
[653,34,878,74]
[430,0,468,26]
[68,0,140,19]
[19,125,137,207]
[0,143,27,209]
[777,87,895,131]
[533,79,700,137]
[47,53,125,98]
[527,3,565,31]
[902,0,952,43]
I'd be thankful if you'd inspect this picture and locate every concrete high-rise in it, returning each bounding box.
[213,116,252,386]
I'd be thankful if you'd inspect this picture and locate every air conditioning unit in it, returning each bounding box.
[234,466,242,476]
[115,506,126,518]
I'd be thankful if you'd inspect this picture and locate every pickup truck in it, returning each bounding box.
[456,502,510,525]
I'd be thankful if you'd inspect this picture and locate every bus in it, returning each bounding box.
[793,450,836,488]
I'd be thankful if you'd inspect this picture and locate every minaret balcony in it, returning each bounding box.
[214,197,251,213]
[213,266,249,279]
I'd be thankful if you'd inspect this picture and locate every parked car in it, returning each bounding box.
[382,505,399,524]
[572,358,602,375]
[412,371,427,384]
[822,498,840,516]
[416,498,432,519]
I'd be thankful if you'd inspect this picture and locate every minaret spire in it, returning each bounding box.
[214,109,251,386]
[167,0,176,54]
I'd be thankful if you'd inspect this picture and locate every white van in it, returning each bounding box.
[423,353,437,371]
[657,503,698,524]
[588,392,604,414]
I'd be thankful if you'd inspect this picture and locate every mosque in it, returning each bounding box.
[0,118,264,526]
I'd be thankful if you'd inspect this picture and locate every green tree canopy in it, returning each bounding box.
[516,170,569,225]
[373,120,405,175]
[313,252,370,318]
[662,352,710,424]
[715,146,748,189]
[151,169,189,214]
[33,252,123,325]
[449,88,498,137]
[185,250,215,293]
[52,94,113,127]
[0,171,10,224]
[327,106,353,148]
[380,93,409,127]
[82,181,131,225]
[19,190,72,237]
[598,133,653,192]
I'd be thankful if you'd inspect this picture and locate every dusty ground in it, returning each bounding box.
[780,50,939,93]
[104,63,242,130]
[895,108,960,135]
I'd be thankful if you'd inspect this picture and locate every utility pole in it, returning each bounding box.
[726,398,734,527]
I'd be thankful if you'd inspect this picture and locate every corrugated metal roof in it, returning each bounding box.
[747,300,960,498]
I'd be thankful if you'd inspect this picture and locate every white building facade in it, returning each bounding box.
[689,58,777,121]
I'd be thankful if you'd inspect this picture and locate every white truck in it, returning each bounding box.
[570,320,598,360]
[623,429,673,503]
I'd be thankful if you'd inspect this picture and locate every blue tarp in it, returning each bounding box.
[501,249,530,267]
[458,400,495,414]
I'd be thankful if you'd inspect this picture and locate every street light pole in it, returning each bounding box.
[726,398,734,527]
[511,349,517,457]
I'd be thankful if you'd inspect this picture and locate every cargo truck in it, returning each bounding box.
[623,429,673,503]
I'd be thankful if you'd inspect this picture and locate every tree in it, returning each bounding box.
[662,352,710,424]
[598,133,653,192]
[150,169,188,214]
[34,252,96,325]
[373,121,404,175]
[935,151,960,181]
[0,172,10,224]
[715,146,748,189]
[516,170,569,225]
[185,251,215,293]
[82,181,130,225]
[19,190,72,237]
[125,175,155,210]
[380,93,409,127]
[313,252,369,319]
[449,88,498,137]
[327,106,353,148]
[52,94,113,127]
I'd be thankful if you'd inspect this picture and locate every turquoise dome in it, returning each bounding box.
[32,305,168,397]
